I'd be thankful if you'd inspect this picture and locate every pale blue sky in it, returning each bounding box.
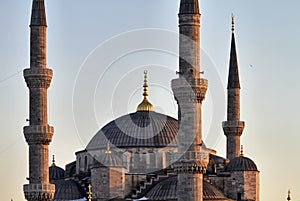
[0,0,300,201]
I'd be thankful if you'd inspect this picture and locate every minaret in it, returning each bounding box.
[23,0,55,200]
[172,0,209,200]
[222,16,245,160]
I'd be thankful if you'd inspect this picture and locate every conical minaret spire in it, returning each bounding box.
[223,16,245,160]
[179,0,200,14]
[30,0,47,26]
[172,0,209,201]
[228,15,240,90]
[23,0,55,200]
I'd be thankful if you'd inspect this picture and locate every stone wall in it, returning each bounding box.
[224,171,259,201]
[244,171,259,201]
[125,174,146,196]
[91,166,126,201]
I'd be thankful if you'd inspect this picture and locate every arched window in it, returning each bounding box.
[78,157,81,172]
[237,193,242,200]
[84,156,88,171]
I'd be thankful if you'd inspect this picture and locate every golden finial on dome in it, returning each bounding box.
[240,145,244,157]
[137,70,155,112]
[88,184,92,201]
[105,142,112,154]
[232,13,235,33]
[287,189,291,201]
[52,155,56,166]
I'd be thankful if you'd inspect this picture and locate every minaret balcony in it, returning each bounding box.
[172,150,209,174]
[24,68,53,77]
[222,121,245,128]
[24,183,55,201]
[24,68,53,89]
[172,77,208,103]
[222,121,245,136]
[24,125,54,145]
[179,14,200,26]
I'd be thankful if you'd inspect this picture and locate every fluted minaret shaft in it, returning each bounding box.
[179,0,200,81]
[223,17,245,160]
[172,1,209,201]
[177,0,205,150]
[23,0,55,200]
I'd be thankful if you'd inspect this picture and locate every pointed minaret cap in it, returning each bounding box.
[287,189,291,201]
[179,0,200,14]
[227,14,241,89]
[30,0,47,26]
[137,70,155,112]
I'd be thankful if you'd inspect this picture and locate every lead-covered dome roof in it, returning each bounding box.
[49,156,65,182]
[87,111,178,149]
[227,156,258,171]
[53,179,85,201]
[49,165,65,182]
[146,176,231,200]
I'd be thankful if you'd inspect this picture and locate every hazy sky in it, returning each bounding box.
[0,0,300,201]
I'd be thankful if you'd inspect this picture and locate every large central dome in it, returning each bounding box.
[87,71,178,150]
[87,111,178,149]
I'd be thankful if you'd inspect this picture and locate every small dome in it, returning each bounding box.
[49,156,65,182]
[101,153,124,167]
[87,111,178,149]
[146,176,177,200]
[95,144,125,168]
[146,176,230,200]
[49,165,65,182]
[227,156,258,171]
[146,176,178,200]
[53,179,85,201]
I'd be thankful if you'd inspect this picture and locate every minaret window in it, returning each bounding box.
[84,156,88,171]
[237,193,242,200]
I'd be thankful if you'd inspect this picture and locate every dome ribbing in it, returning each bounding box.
[227,156,258,171]
[87,111,178,149]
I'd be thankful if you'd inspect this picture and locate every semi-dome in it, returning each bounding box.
[146,176,231,200]
[87,111,178,149]
[53,179,86,201]
[227,156,258,171]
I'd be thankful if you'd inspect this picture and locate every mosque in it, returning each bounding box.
[22,0,260,201]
